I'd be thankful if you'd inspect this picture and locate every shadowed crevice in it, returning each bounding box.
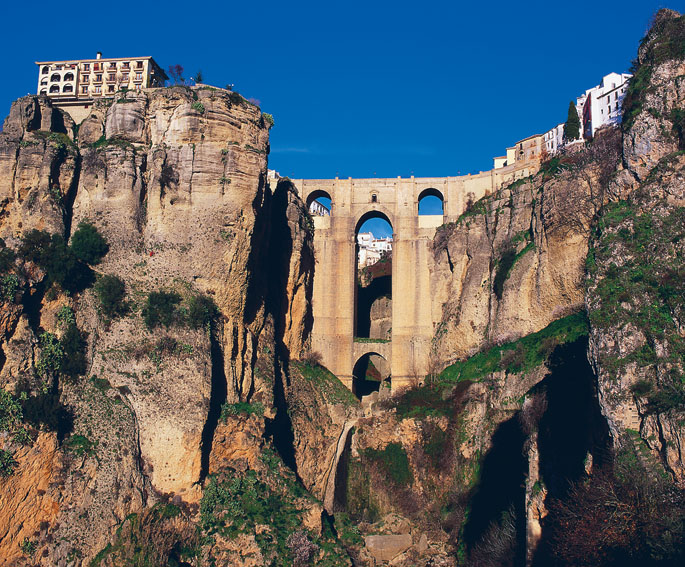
[198,326,228,483]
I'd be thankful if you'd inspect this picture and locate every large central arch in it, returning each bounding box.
[354,210,393,340]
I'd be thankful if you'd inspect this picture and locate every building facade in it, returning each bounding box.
[35,53,167,122]
[357,232,392,267]
[543,123,565,155]
[578,72,632,139]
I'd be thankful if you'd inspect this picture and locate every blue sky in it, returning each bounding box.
[0,1,674,189]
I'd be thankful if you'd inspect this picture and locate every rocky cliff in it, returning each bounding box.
[0,9,684,567]
[0,87,336,565]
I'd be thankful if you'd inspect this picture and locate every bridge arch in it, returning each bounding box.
[352,351,390,399]
[417,187,445,215]
[306,189,332,216]
[355,208,394,234]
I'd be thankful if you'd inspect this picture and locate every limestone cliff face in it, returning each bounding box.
[586,9,685,481]
[429,143,614,364]
[0,88,318,565]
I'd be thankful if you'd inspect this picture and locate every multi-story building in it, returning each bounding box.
[578,72,632,139]
[493,134,544,169]
[543,123,565,155]
[35,53,168,122]
[357,232,392,267]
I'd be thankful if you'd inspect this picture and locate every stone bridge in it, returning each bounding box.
[292,159,538,393]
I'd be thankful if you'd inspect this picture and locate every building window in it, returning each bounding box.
[108,85,115,93]
[371,194,377,203]
[83,63,90,71]
[135,72,143,81]
[136,61,143,69]
[82,75,89,83]
[122,62,130,69]
[42,66,49,74]
[108,74,116,81]
[64,72,74,81]
[40,79,48,86]
[63,84,73,93]
[81,86,89,94]
[95,74,102,82]
[135,84,142,91]
[49,85,60,93]
[122,73,129,81]
[109,63,117,69]
[94,63,101,71]
[50,73,60,82]
[94,86,101,94]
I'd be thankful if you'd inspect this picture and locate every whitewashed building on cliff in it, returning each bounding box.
[578,72,632,139]
[357,232,392,268]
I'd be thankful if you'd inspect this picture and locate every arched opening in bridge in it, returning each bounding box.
[418,188,444,215]
[306,190,331,216]
[352,353,390,400]
[355,211,392,339]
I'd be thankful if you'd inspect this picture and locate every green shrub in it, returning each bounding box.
[56,305,75,327]
[0,449,17,477]
[187,294,218,329]
[220,401,265,420]
[64,434,95,456]
[142,291,182,329]
[630,379,653,397]
[493,246,517,300]
[363,442,413,486]
[94,275,127,318]
[59,324,88,381]
[191,101,205,114]
[36,332,63,379]
[0,274,20,302]
[263,113,274,127]
[70,222,109,265]
[0,389,24,432]
[18,230,94,292]
[19,538,36,556]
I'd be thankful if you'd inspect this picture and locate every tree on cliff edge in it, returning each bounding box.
[564,101,581,141]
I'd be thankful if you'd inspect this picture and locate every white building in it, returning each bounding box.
[309,200,330,216]
[357,232,392,267]
[543,123,565,155]
[578,72,632,139]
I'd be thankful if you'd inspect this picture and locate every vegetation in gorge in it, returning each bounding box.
[535,437,685,567]
[587,189,685,413]
[199,449,349,566]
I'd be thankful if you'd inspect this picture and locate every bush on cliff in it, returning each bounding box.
[18,230,95,292]
[70,221,109,265]
[142,291,182,329]
[94,275,127,318]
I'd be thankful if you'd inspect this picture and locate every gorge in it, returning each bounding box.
[0,9,684,567]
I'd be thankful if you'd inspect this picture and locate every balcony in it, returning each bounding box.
[106,75,117,82]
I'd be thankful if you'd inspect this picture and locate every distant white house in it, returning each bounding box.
[543,123,565,155]
[357,232,392,267]
[309,200,330,216]
[578,72,632,139]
